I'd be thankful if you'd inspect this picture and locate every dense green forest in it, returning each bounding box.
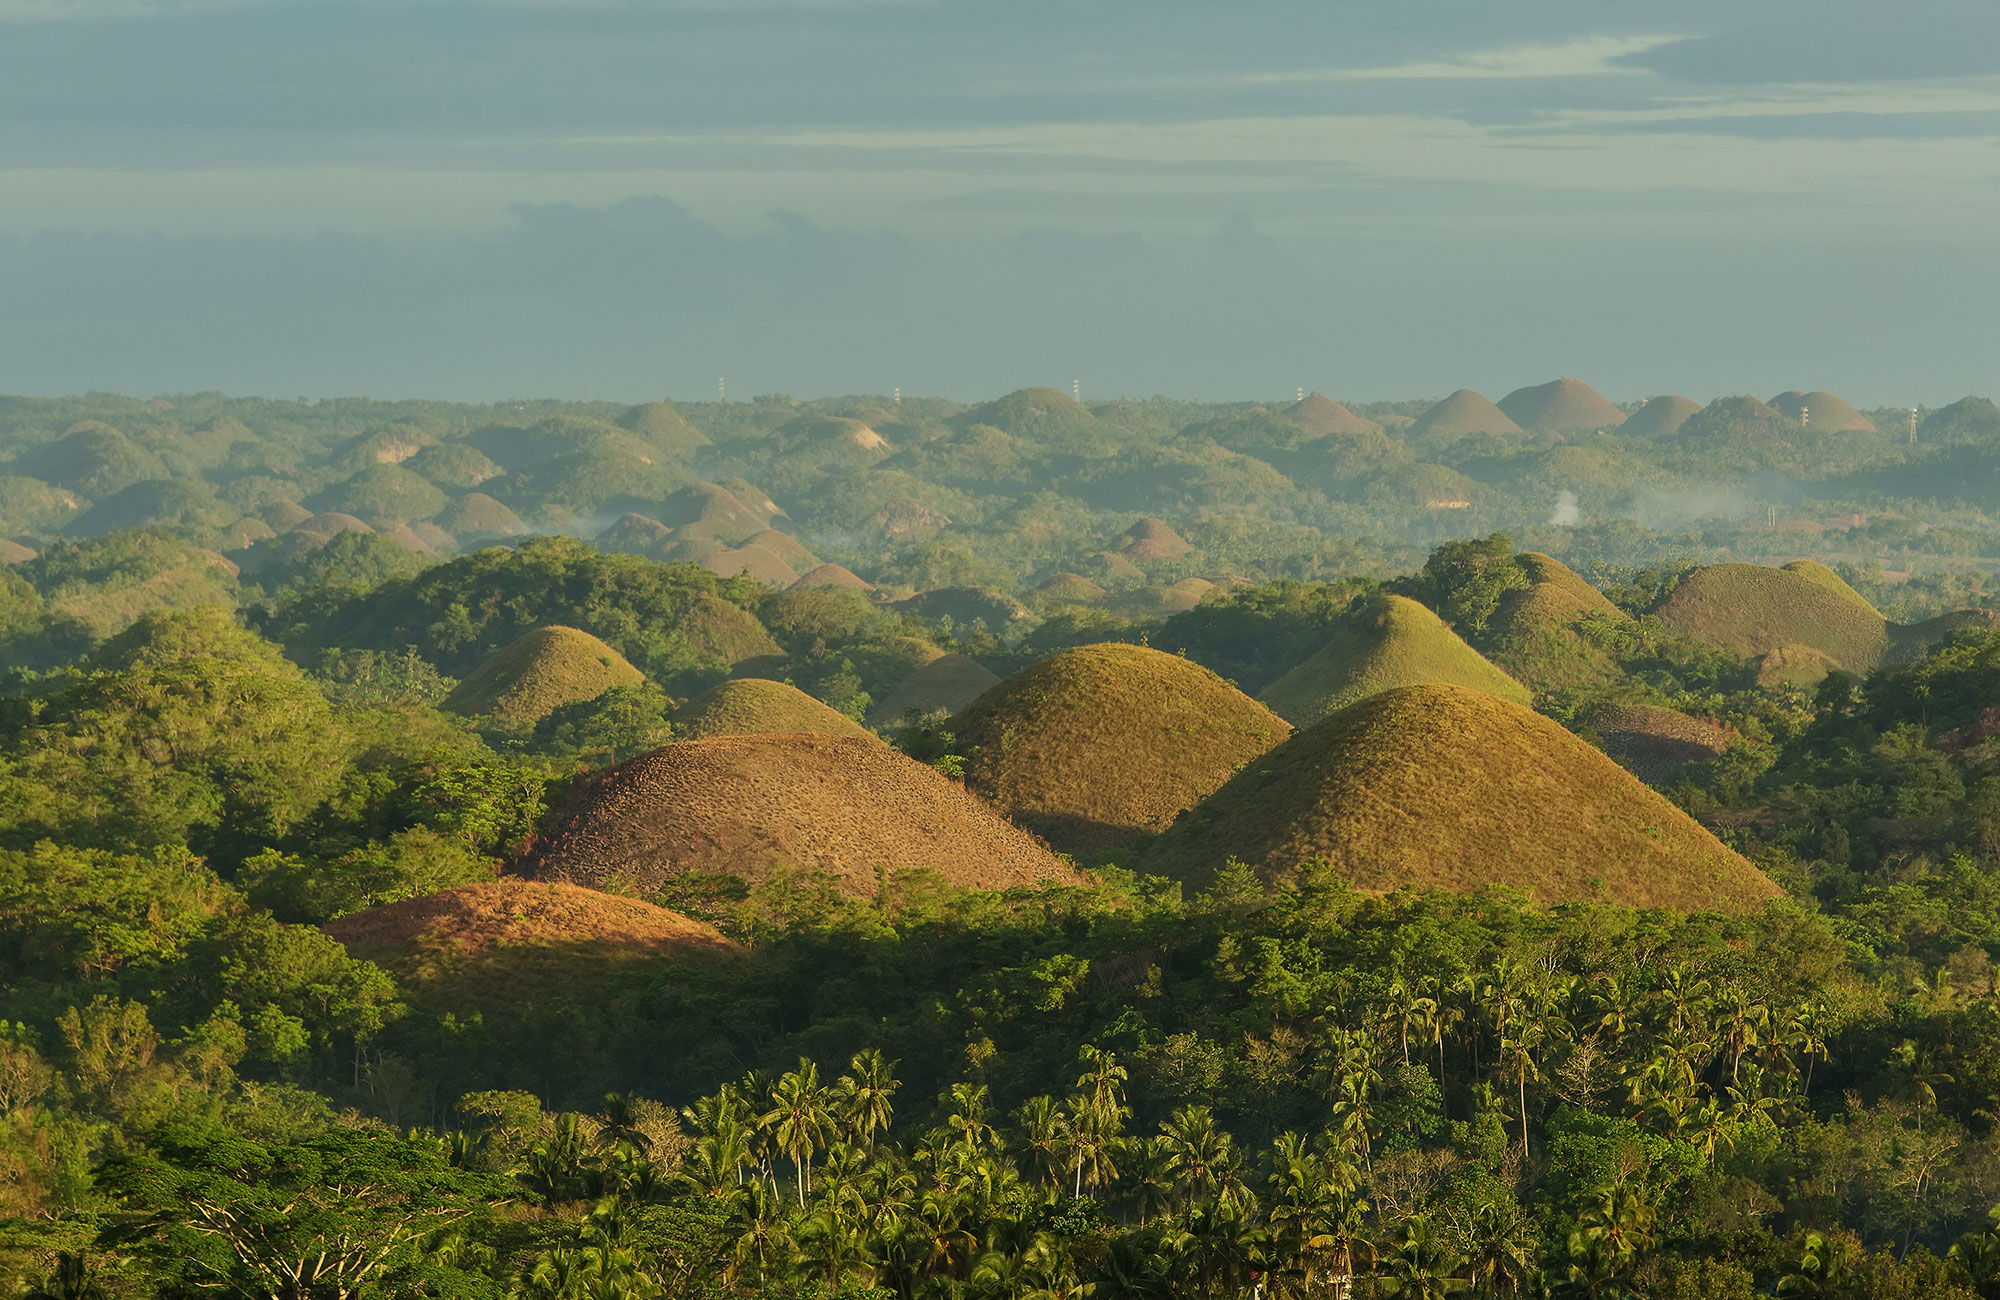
[12,387,2000,1297]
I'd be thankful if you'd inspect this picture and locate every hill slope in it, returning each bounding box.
[1621,395,1702,436]
[1497,378,1627,432]
[520,733,1075,897]
[869,653,1003,726]
[1653,561,1889,672]
[1259,594,1529,725]
[672,677,871,740]
[1284,393,1381,436]
[1410,390,1523,437]
[1484,553,1630,693]
[1148,684,1777,912]
[442,626,646,725]
[949,643,1290,851]
[1769,390,1878,432]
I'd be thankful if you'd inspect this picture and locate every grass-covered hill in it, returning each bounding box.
[440,625,646,726]
[1482,551,1630,693]
[670,677,871,740]
[1578,699,1733,784]
[1652,559,1891,673]
[519,732,1076,897]
[1258,592,1530,725]
[1149,683,1778,912]
[867,650,1001,726]
[322,877,733,1015]
[944,643,1291,852]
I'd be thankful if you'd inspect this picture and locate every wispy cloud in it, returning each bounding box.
[1333,34,1684,82]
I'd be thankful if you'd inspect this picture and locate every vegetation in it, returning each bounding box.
[1258,592,1529,725]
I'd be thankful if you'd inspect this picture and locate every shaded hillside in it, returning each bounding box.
[1258,593,1529,725]
[948,643,1290,851]
[1483,552,1629,693]
[869,652,1001,726]
[442,625,645,725]
[520,732,1076,897]
[1653,560,1889,672]
[1578,700,1732,784]
[1148,684,1778,912]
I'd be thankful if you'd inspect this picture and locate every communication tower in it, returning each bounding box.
[718,376,726,403]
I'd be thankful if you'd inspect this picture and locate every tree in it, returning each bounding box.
[103,1124,504,1300]
[761,1060,834,1208]
[1377,1214,1468,1298]
[837,1048,899,1150]
[1464,1200,1537,1297]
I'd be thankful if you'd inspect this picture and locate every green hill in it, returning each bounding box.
[869,652,1002,726]
[1148,684,1778,912]
[442,625,647,725]
[672,677,870,741]
[1653,561,1889,672]
[1259,593,1529,725]
[1483,553,1630,693]
[949,643,1290,851]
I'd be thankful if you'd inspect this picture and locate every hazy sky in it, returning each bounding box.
[3,0,1998,404]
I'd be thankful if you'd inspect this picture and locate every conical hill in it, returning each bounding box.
[672,678,871,741]
[1409,389,1523,437]
[1497,378,1627,432]
[1768,391,1878,432]
[1147,684,1778,912]
[948,643,1290,852]
[1484,553,1630,693]
[869,654,1003,727]
[1258,594,1529,726]
[1621,395,1701,436]
[519,733,1076,897]
[1284,393,1381,436]
[1653,561,1888,673]
[442,626,646,725]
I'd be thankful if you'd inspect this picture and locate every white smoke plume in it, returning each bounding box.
[1549,490,1581,527]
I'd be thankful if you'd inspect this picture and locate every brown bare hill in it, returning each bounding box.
[1284,393,1382,437]
[672,678,870,741]
[1409,390,1523,437]
[1148,684,1778,913]
[323,878,732,1013]
[1654,561,1888,673]
[434,493,528,541]
[1769,391,1878,432]
[1485,553,1630,693]
[594,512,674,555]
[669,591,784,667]
[791,563,871,592]
[1621,395,1702,436]
[1260,593,1530,726]
[1497,378,1627,433]
[949,643,1291,852]
[1122,517,1192,561]
[655,482,770,544]
[617,401,711,458]
[519,733,1075,898]
[1580,701,1732,784]
[442,625,646,725]
[869,653,1002,726]
[1036,573,1109,604]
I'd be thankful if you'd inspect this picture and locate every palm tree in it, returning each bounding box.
[840,1048,900,1149]
[1377,1214,1468,1298]
[724,1182,793,1298]
[22,1253,108,1300]
[1775,1229,1851,1298]
[1497,1021,1544,1154]
[595,1092,654,1158]
[762,1058,835,1207]
[1785,1002,1830,1097]
[1157,1106,1241,1213]
[1011,1095,1071,1192]
[1464,1200,1536,1297]
[1566,1183,1655,1294]
[1897,1039,1954,1132]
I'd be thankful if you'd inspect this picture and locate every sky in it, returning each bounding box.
[2,0,1998,405]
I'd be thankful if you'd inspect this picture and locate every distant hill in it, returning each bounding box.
[672,677,870,741]
[1148,683,1778,912]
[520,732,1076,897]
[869,652,1002,726]
[1284,393,1381,437]
[1768,391,1878,433]
[1483,553,1630,693]
[1496,378,1627,433]
[1409,390,1523,437]
[949,643,1290,851]
[1653,560,1889,673]
[1259,593,1529,725]
[1621,395,1702,436]
[442,625,646,725]
[1579,701,1733,785]
[1122,517,1193,561]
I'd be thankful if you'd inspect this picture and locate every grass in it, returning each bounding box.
[950,642,1291,852]
[674,678,871,740]
[520,732,1077,898]
[1147,683,1779,913]
[1485,553,1629,693]
[1577,700,1732,784]
[323,877,732,1016]
[441,625,646,724]
[1496,378,1627,432]
[1653,562,1889,672]
[1259,593,1530,725]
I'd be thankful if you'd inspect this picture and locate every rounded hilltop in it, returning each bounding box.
[1410,389,1522,437]
[1497,377,1627,433]
[519,731,1077,898]
[671,677,871,741]
[1148,683,1778,914]
[1259,593,1530,726]
[442,625,646,725]
[1652,560,1888,675]
[947,642,1291,852]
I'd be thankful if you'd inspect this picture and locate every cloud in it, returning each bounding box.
[1335,34,1683,81]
